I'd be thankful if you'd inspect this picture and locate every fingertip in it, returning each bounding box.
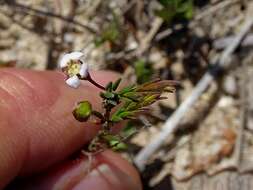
[98,150,141,187]
[72,163,141,190]
[9,150,141,190]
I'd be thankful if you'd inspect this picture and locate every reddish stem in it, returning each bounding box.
[86,73,106,90]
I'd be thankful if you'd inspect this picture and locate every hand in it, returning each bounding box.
[0,68,142,190]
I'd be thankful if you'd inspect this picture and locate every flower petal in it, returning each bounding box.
[59,54,71,68]
[65,75,81,88]
[68,51,84,60]
[79,63,89,78]
[59,51,84,68]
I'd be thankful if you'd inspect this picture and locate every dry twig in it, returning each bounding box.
[135,17,163,56]
[234,54,247,171]
[214,34,253,50]
[106,17,163,60]
[195,0,240,21]
[2,1,98,34]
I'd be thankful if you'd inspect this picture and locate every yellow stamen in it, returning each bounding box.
[67,60,81,77]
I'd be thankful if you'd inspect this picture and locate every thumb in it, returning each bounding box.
[0,68,121,188]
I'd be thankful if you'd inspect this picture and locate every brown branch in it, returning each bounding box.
[3,1,98,34]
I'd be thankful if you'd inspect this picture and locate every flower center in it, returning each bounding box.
[67,60,81,77]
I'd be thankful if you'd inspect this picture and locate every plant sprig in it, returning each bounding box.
[60,52,178,153]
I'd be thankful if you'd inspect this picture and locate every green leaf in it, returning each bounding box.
[104,91,115,98]
[125,101,138,110]
[102,134,120,146]
[107,99,118,106]
[112,78,122,91]
[155,8,175,22]
[156,0,194,21]
[100,91,115,99]
[111,107,138,122]
[105,82,113,91]
[122,91,140,101]
[94,37,105,47]
[118,111,133,118]
[134,60,153,84]
[118,85,136,95]
[136,79,178,92]
[102,134,128,151]
[110,115,123,122]
[112,142,128,151]
[143,94,159,102]
[121,122,137,137]
[158,0,170,7]
[102,22,119,43]
[110,79,178,125]
[72,101,92,122]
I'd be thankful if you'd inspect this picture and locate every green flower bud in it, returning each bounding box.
[73,101,92,122]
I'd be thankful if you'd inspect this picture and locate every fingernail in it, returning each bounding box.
[72,163,140,190]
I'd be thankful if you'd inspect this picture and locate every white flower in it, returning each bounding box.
[59,51,89,88]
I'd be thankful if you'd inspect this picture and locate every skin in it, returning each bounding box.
[0,68,142,190]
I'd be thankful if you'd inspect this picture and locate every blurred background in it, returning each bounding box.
[1,0,253,189]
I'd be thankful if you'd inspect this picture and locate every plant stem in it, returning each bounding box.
[86,73,106,90]
[103,108,111,131]
[91,110,105,123]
